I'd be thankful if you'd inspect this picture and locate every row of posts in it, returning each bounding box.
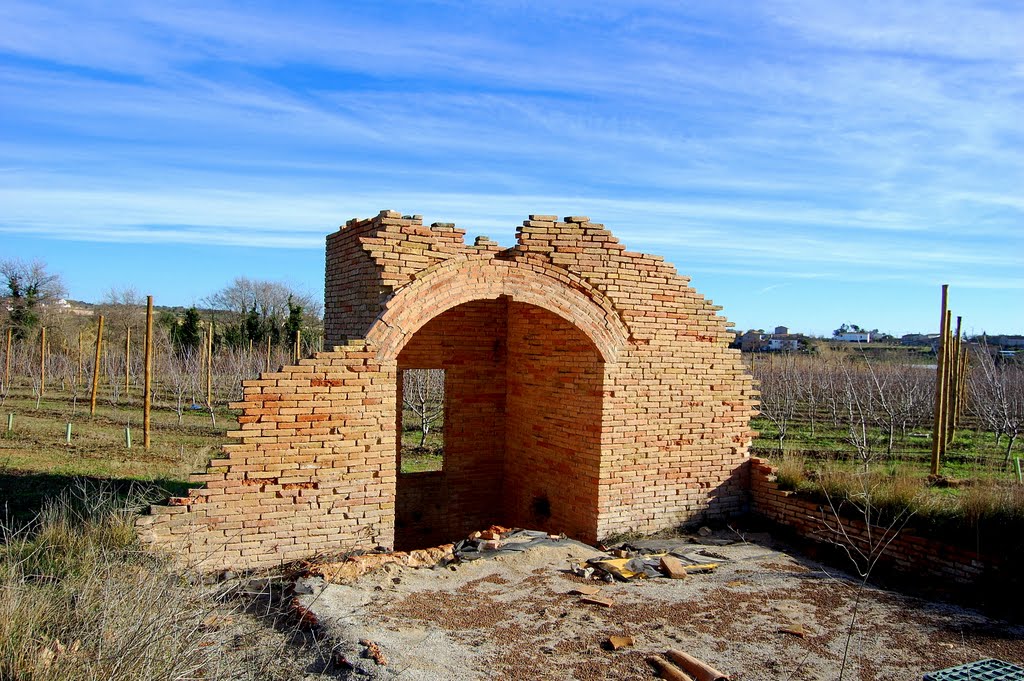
[3,297,155,448]
[4,302,308,449]
[930,284,968,475]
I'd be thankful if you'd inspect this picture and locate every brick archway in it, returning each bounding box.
[139,211,757,571]
[365,257,628,365]
[391,297,607,549]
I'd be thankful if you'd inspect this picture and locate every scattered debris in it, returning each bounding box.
[358,639,388,666]
[684,563,720,574]
[456,528,591,561]
[649,653,696,681]
[665,649,729,681]
[778,623,806,638]
[303,544,455,583]
[567,585,603,596]
[607,634,635,650]
[331,650,354,670]
[697,526,713,537]
[660,555,689,579]
[581,594,614,608]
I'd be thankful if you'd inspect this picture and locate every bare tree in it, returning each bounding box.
[402,369,445,448]
[162,349,200,425]
[969,347,1024,465]
[206,277,322,322]
[754,354,799,454]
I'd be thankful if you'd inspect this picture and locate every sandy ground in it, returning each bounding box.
[295,530,1024,681]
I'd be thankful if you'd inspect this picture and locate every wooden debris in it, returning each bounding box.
[665,649,729,681]
[778,623,806,638]
[659,555,689,579]
[683,563,719,574]
[607,634,635,650]
[581,594,614,608]
[568,585,602,596]
[648,654,696,681]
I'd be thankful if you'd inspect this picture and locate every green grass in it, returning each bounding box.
[1,386,236,523]
[399,408,444,473]
[768,451,1024,546]
[752,416,1019,483]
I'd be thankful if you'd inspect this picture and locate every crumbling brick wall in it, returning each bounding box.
[139,211,758,569]
[749,458,1004,587]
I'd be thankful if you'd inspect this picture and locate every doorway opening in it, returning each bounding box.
[393,297,604,551]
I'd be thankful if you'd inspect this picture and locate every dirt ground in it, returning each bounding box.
[295,529,1024,681]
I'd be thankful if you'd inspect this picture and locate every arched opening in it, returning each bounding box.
[394,297,604,550]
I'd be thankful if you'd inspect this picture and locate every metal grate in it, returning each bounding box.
[924,659,1024,681]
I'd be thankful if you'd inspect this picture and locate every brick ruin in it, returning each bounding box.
[138,211,758,569]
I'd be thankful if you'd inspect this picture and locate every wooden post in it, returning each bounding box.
[124,326,131,396]
[143,296,153,449]
[39,327,46,398]
[4,327,11,390]
[294,329,301,363]
[946,316,963,444]
[90,316,104,416]
[930,285,948,475]
[955,349,969,429]
[939,309,953,456]
[206,321,213,408]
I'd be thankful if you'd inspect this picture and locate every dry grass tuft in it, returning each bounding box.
[0,482,218,681]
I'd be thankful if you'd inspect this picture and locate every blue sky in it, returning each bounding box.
[1,1,1021,337]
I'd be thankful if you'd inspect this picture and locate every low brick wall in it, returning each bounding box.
[749,458,998,587]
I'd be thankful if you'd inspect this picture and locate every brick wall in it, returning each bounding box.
[749,457,999,586]
[504,302,604,541]
[137,341,398,570]
[140,211,758,569]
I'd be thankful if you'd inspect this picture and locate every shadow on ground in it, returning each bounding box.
[0,470,191,527]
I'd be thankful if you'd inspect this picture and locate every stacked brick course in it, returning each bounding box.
[140,210,758,569]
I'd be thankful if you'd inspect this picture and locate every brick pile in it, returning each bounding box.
[139,211,758,569]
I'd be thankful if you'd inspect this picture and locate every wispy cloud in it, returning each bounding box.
[0,0,1020,333]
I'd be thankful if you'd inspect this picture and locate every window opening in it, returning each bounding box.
[400,368,445,473]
